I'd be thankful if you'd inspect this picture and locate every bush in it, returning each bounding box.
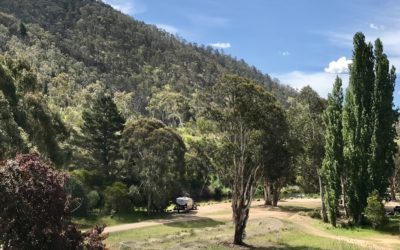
[128,185,145,208]
[308,209,322,219]
[65,176,89,217]
[365,190,387,228]
[87,190,101,210]
[0,154,107,249]
[104,182,131,213]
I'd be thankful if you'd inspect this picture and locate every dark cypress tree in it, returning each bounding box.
[343,32,375,224]
[369,39,397,197]
[81,92,125,181]
[322,76,343,227]
[19,22,27,37]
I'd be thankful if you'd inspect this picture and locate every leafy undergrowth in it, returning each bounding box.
[313,214,400,238]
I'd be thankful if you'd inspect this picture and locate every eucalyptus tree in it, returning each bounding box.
[288,86,328,222]
[120,118,186,213]
[211,74,285,245]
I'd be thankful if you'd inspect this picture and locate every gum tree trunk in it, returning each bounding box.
[272,183,281,206]
[263,178,272,205]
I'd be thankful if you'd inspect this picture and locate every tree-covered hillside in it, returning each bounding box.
[0,0,296,115]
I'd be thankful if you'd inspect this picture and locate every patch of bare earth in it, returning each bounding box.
[106,198,400,249]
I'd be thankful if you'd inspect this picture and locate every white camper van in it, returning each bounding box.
[174,197,198,212]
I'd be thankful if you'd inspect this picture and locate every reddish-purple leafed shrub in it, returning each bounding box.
[0,154,108,250]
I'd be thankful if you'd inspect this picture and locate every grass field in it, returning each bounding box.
[107,217,365,250]
[314,215,400,238]
[73,212,168,229]
[75,198,400,249]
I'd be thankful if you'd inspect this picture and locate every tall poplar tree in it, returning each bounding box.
[369,39,397,197]
[342,33,397,224]
[322,76,343,227]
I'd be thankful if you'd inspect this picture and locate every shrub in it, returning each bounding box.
[128,185,145,208]
[87,190,101,210]
[66,176,89,217]
[365,190,387,228]
[0,154,107,249]
[104,182,131,213]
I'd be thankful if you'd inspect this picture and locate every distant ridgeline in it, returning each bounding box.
[0,0,296,115]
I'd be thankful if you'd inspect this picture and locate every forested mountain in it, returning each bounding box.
[1,1,399,247]
[0,0,296,116]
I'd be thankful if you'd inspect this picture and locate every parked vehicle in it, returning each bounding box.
[174,197,197,212]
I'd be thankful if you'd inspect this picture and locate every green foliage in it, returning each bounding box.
[0,0,296,122]
[120,118,186,212]
[343,33,396,223]
[369,39,397,197]
[80,92,125,180]
[178,119,225,199]
[147,85,192,126]
[18,22,27,37]
[289,86,326,193]
[0,92,25,159]
[0,56,68,165]
[322,76,344,227]
[211,74,286,244]
[343,33,375,223]
[104,182,131,213]
[65,175,89,217]
[87,190,101,210]
[365,190,387,228]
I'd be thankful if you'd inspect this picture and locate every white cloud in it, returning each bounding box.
[369,23,385,30]
[281,51,290,56]
[209,42,231,49]
[155,24,179,34]
[103,0,146,15]
[188,15,229,27]
[273,71,349,98]
[369,23,379,30]
[324,57,352,74]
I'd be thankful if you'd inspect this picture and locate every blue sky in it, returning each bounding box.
[103,0,400,105]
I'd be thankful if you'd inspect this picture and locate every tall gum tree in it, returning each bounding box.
[211,75,285,245]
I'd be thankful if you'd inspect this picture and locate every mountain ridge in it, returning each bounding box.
[0,0,296,114]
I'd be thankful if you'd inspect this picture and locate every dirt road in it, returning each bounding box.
[104,198,400,249]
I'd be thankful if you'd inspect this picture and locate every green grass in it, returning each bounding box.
[73,211,168,229]
[106,218,224,248]
[247,231,365,250]
[105,216,364,250]
[312,215,400,238]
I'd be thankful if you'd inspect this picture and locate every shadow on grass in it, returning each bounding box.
[223,242,324,250]
[277,205,314,213]
[74,211,172,229]
[372,215,400,235]
[165,217,225,229]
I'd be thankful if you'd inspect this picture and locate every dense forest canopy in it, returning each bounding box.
[0,0,296,115]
